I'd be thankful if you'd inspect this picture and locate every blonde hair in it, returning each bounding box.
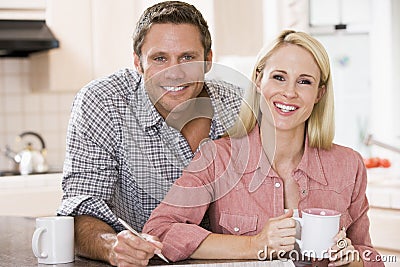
[226,30,335,150]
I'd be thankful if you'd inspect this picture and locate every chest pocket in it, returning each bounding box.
[219,212,258,235]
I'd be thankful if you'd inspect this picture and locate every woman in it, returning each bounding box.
[143,30,382,267]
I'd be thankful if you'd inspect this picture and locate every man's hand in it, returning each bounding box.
[74,215,163,267]
[111,231,163,266]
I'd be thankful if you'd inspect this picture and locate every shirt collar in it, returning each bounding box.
[203,82,225,138]
[136,78,164,135]
[204,81,243,139]
[295,135,328,185]
[232,125,328,185]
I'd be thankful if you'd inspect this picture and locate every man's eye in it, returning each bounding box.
[273,75,284,81]
[154,56,166,63]
[182,55,194,61]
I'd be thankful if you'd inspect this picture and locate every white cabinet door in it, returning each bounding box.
[368,208,400,251]
[30,0,93,92]
[310,0,371,26]
[29,0,143,91]
[0,174,63,217]
[0,0,46,20]
[91,0,139,78]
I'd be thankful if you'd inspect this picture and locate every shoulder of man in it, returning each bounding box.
[205,79,244,99]
[76,68,142,102]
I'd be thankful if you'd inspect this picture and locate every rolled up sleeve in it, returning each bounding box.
[57,85,120,229]
[143,177,214,262]
[143,146,217,262]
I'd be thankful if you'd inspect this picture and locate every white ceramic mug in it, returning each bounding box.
[293,208,341,259]
[32,216,74,264]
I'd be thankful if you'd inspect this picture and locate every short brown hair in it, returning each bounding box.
[133,1,212,59]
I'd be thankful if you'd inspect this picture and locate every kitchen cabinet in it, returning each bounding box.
[90,0,138,78]
[0,173,63,217]
[366,169,400,252]
[309,0,371,27]
[30,0,138,92]
[369,208,400,252]
[30,0,93,92]
[0,0,46,20]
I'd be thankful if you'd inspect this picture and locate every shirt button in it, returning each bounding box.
[274,182,281,188]
[302,189,307,194]
[233,227,240,232]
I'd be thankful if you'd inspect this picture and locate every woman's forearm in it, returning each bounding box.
[190,233,262,260]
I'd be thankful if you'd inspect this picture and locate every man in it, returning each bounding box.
[57,1,242,266]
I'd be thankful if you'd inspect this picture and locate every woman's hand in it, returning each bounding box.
[111,231,163,266]
[252,210,297,260]
[328,228,360,266]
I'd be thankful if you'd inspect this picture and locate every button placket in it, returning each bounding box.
[273,177,285,215]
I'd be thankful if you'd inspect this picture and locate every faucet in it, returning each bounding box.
[364,134,400,154]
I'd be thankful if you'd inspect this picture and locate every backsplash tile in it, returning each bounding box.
[0,58,76,172]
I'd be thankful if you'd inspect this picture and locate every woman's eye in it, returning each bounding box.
[298,79,311,85]
[273,75,284,81]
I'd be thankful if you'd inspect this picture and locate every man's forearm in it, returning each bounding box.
[74,215,117,264]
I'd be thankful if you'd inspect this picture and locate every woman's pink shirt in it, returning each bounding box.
[143,126,382,266]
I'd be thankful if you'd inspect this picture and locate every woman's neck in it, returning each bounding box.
[260,122,305,171]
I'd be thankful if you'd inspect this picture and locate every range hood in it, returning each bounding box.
[0,20,59,57]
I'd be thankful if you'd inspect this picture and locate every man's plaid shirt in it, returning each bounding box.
[57,68,243,232]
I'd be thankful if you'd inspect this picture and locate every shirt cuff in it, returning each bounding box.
[57,195,92,215]
[57,195,120,231]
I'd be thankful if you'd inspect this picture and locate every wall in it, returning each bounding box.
[368,0,400,166]
[0,58,75,171]
[391,0,400,140]
[213,0,263,57]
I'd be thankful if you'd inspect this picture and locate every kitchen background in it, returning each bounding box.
[0,0,400,263]
[0,59,75,171]
[0,0,399,172]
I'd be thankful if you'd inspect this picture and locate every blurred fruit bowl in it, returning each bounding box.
[363,157,391,169]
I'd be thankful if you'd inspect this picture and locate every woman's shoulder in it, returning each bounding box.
[318,143,364,168]
[195,136,233,160]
